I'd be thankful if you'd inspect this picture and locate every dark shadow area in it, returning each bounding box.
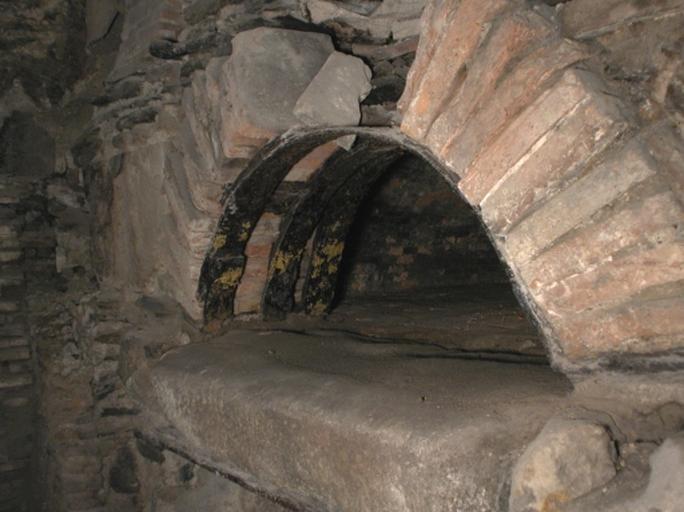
[315,154,547,358]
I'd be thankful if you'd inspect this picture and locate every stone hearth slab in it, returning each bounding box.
[130,330,571,511]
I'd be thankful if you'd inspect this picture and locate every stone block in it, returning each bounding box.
[132,331,570,512]
[392,17,421,40]
[643,122,684,204]
[86,0,120,44]
[0,338,28,349]
[0,251,22,263]
[221,28,334,158]
[401,0,510,140]
[0,301,19,313]
[480,86,627,234]
[294,52,372,128]
[509,418,616,512]
[0,373,32,389]
[426,9,554,151]
[503,140,657,265]
[0,348,30,362]
[634,434,684,511]
[306,0,425,41]
[351,37,419,62]
[437,39,589,179]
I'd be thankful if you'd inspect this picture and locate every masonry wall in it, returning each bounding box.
[341,155,507,297]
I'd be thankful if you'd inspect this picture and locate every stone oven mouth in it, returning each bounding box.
[199,126,549,364]
[129,127,581,509]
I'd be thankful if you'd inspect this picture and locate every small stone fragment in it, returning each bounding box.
[509,418,617,512]
[293,51,372,128]
[634,434,684,512]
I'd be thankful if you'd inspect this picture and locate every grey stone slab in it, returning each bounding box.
[130,330,571,512]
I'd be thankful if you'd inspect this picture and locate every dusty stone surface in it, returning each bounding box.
[244,286,547,357]
[563,432,684,512]
[86,0,121,44]
[294,51,372,127]
[130,330,571,512]
[509,418,617,512]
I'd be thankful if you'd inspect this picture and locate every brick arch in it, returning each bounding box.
[396,0,684,373]
[201,0,684,374]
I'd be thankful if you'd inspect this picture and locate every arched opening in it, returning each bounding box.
[201,127,549,362]
[146,131,572,512]
[325,154,545,357]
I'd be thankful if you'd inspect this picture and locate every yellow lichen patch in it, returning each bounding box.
[310,254,324,278]
[310,302,327,315]
[272,251,292,273]
[321,241,344,259]
[214,268,242,289]
[541,490,570,512]
[212,234,227,250]
[239,221,252,242]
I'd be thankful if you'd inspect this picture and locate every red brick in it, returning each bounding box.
[235,213,281,314]
[458,68,604,204]
[285,141,340,182]
[398,0,450,115]
[480,88,627,234]
[520,189,683,289]
[533,242,684,316]
[503,139,657,265]
[425,10,553,151]
[555,296,684,361]
[401,0,510,140]
[439,39,589,180]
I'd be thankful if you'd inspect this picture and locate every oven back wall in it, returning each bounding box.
[340,155,509,298]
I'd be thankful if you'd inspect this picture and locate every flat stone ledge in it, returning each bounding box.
[130,330,571,511]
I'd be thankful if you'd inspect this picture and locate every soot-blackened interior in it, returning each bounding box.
[320,154,546,357]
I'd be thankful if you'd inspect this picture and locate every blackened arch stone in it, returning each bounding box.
[198,126,451,322]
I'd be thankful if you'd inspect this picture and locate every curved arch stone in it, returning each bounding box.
[262,140,403,318]
[300,154,423,315]
[199,126,443,321]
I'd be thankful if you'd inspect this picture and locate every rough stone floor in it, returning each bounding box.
[235,284,546,358]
